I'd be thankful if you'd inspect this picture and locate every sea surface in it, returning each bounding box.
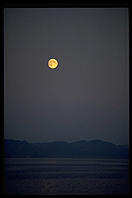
[4,158,129,195]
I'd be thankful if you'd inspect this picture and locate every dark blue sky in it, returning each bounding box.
[4,8,129,144]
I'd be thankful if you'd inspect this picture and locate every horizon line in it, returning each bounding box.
[4,138,129,146]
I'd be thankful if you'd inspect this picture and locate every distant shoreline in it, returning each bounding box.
[4,139,129,159]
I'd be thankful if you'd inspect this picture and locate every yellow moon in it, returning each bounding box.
[48,58,58,69]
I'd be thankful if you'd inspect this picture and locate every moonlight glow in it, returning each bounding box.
[48,58,58,69]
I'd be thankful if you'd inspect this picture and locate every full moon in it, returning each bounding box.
[48,58,58,69]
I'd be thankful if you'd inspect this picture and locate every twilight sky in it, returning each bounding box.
[4,8,129,145]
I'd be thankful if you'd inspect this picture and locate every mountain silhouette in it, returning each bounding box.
[4,139,128,158]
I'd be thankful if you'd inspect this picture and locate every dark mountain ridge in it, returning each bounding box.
[4,139,128,158]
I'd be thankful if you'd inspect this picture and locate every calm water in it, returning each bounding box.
[4,158,129,195]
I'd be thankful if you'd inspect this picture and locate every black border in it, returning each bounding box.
[0,2,4,197]
[1,1,131,197]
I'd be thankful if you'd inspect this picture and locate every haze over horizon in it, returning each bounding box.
[4,8,129,145]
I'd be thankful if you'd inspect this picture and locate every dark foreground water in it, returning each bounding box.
[4,158,129,195]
